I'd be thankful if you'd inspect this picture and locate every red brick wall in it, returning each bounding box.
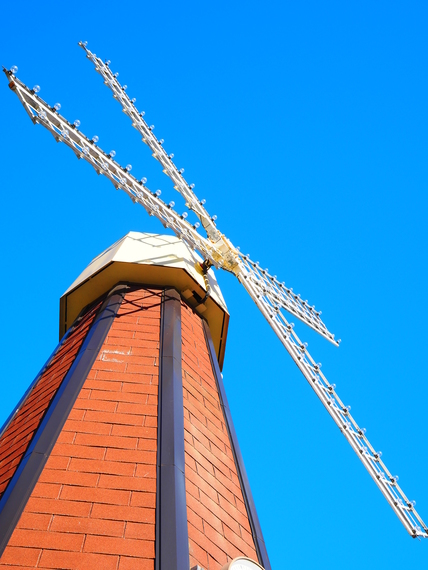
[181,302,257,570]
[0,289,161,570]
[0,287,259,570]
[0,300,101,501]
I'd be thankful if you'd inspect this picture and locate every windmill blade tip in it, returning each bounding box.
[327,335,340,347]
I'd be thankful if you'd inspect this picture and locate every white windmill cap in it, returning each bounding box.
[60,232,229,368]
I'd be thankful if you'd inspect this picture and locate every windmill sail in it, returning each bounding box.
[4,52,427,538]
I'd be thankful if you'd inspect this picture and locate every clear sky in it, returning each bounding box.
[1,1,427,568]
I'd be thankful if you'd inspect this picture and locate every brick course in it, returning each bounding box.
[181,302,257,570]
[0,289,160,569]
[0,301,101,500]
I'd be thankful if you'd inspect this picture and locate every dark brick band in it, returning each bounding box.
[156,289,190,570]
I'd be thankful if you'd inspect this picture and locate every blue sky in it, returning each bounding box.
[1,1,428,568]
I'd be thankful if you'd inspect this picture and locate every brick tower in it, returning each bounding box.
[0,232,270,570]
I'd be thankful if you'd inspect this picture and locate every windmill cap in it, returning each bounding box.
[60,231,229,368]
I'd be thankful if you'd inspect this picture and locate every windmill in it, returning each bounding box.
[3,42,427,541]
